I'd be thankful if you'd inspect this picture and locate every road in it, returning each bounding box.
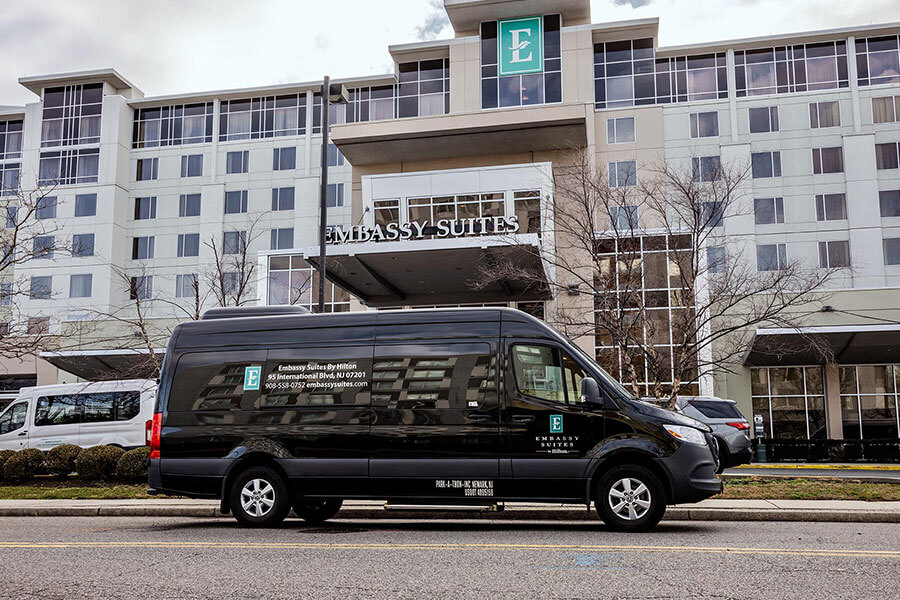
[0,517,898,599]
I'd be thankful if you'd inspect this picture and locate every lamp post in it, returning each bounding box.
[316,76,348,313]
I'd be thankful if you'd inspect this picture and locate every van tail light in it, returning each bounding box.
[149,413,162,459]
[145,419,153,446]
[727,421,750,430]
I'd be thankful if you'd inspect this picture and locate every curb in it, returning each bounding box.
[734,464,900,471]
[1,506,898,523]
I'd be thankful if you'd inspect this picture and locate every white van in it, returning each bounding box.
[0,379,156,451]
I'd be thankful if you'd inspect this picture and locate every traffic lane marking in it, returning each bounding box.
[0,541,899,559]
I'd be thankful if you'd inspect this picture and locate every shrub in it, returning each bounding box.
[2,448,45,482]
[75,445,126,480]
[45,444,82,477]
[0,449,15,476]
[115,447,151,482]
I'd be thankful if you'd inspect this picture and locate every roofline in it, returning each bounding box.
[18,67,141,96]
[0,107,25,119]
[755,324,900,336]
[39,348,166,358]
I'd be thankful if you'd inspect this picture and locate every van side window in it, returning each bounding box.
[35,391,142,426]
[35,395,80,426]
[261,347,373,408]
[169,351,268,412]
[0,402,27,434]
[372,344,496,410]
[511,344,586,404]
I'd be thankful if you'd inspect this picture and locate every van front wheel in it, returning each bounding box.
[595,465,666,532]
[230,466,290,528]
[292,498,343,524]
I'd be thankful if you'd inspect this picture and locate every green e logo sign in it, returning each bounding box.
[498,16,543,76]
[244,366,261,391]
[550,414,563,433]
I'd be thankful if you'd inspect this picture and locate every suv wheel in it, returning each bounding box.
[595,465,666,532]
[230,466,290,527]
[292,498,343,524]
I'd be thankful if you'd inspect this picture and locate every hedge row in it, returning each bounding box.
[0,445,150,483]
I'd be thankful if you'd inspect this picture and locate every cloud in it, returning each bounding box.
[415,0,450,40]
[610,0,655,7]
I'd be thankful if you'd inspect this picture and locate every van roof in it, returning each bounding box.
[17,379,156,396]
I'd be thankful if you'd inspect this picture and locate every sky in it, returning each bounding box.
[0,0,899,105]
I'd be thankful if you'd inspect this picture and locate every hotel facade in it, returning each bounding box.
[1,0,899,457]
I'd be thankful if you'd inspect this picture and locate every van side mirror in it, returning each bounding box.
[579,377,603,406]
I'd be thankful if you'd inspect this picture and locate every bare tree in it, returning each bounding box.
[475,152,839,407]
[203,214,266,307]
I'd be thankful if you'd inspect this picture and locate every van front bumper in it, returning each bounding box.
[655,441,722,504]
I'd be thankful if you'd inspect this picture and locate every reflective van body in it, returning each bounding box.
[150,307,721,531]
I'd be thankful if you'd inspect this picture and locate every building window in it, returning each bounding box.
[809,101,841,128]
[346,86,394,124]
[751,151,781,178]
[69,274,92,298]
[706,246,726,273]
[30,276,52,299]
[267,255,351,311]
[689,111,719,137]
[751,366,826,438]
[397,59,450,118]
[757,243,787,271]
[610,205,638,230]
[872,96,900,123]
[812,147,844,174]
[754,197,784,225]
[606,117,635,144]
[134,196,156,220]
[27,317,50,334]
[271,187,295,211]
[735,41,848,97]
[219,94,307,141]
[270,228,294,250]
[593,38,727,109]
[136,157,158,181]
[326,183,344,208]
[327,144,345,167]
[0,282,11,306]
[175,273,198,298]
[133,102,213,148]
[856,35,900,87]
[35,196,57,220]
[609,160,637,187]
[513,190,542,235]
[884,237,900,265]
[181,154,203,177]
[177,233,200,257]
[0,163,20,195]
[4,206,15,228]
[72,233,94,257]
[749,106,779,133]
[374,199,400,228]
[875,142,900,170]
[130,276,152,300]
[132,236,155,260]
[74,193,97,217]
[702,201,724,227]
[404,193,509,237]
[273,147,296,171]
[224,190,248,214]
[223,231,246,255]
[179,193,201,217]
[0,120,23,160]
[691,156,721,182]
[818,240,850,268]
[482,15,562,109]
[839,365,900,439]
[226,150,249,174]
[33,236,54,259]
[41,83,102,147]
[816,193,847,221]
[38,149,99,185]
[880,190,900,217]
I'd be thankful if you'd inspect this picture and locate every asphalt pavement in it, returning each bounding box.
[0,516,898,599]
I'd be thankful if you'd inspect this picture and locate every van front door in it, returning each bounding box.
[0,402,30,450]
[504,342,604,501]
[369,342,501,500]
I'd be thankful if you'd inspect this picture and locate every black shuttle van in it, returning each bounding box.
[149,306,721,531]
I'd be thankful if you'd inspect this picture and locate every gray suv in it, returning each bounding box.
[675,396,751,473]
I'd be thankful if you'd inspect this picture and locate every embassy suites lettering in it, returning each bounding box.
[327,215,520,244]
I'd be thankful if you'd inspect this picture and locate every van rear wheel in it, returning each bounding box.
[230,466,290,528]
[292,498,343,524]
[595,465,666,532]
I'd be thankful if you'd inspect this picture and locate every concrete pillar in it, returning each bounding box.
[824,363,844,440]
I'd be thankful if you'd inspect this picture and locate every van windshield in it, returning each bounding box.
[565,341,634,401]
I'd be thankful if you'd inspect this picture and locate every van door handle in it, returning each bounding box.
[467,413,492,423]
[512,415,535,424]
[17,431,27,436]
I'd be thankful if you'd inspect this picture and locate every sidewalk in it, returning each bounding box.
[1,498,898,522]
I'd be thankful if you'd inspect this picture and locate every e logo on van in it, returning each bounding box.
[549,414,563,433]
[244,366,262,391]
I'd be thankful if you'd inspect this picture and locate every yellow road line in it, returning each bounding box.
[0,541,898,559]
[734,464,900,471]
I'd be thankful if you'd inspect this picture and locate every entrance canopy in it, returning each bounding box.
[744,324,900,366]
[40,348,163,381]
[305,234,550,307]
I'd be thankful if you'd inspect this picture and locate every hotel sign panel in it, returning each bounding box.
[498,16,544,76]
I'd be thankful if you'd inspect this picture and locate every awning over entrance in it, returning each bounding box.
[744,324,900,366]
[305,234,550,307]
[40,348,164,381]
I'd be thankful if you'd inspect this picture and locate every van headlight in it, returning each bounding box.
[664,425,707,446]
